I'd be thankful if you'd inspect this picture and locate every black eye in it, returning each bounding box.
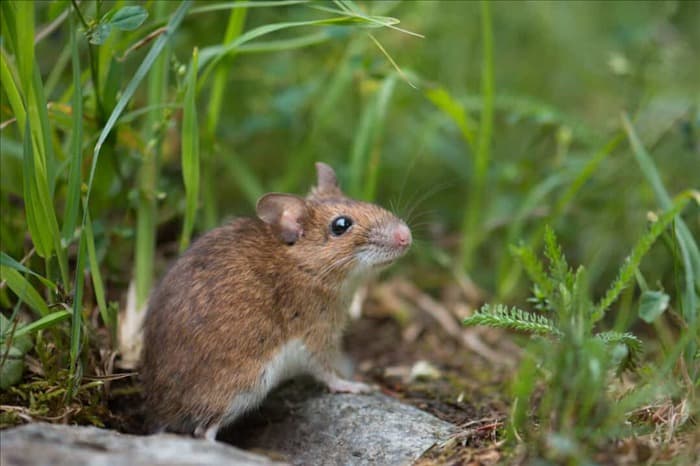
[330,216,353,236]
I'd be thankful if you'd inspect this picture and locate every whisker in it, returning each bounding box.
[403,180,454,222]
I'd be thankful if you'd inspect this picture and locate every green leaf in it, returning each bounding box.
[89,22,112,45]
[110,6,148,31]
[179,47,201,252]
[62,12,84,244]
[0,314,32,353]
[638,290,670,323]
[83,208,110,328]
[198,17,360,69]
[14,1,35,94]
[0,252,57,291]
[22,115,52,259]
[425,86,476,149]
[0,47,26,134]
[12,310,72,340]
[0,346,25,390]
[0,265,51,317]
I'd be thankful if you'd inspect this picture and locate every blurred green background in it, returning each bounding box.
[0,1,700,364]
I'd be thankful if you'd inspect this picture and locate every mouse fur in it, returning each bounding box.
[140,162,411,440]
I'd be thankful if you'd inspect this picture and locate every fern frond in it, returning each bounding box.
[511,243,553,304]
[527,283,552,311]
[544,225,573,289]
[595,331,644,372]
[463,304,561,337]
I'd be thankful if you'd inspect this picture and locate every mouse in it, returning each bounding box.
[140,162,412,441]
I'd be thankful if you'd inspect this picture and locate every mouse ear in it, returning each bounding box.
[256,193,307,244]
[309,162,343,199]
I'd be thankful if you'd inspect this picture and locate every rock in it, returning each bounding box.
[223,379,454,466]
[1,379,454,466]
[0,423,282,466]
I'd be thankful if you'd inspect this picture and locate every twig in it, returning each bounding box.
[118,27,168,62]
[394,279,515,367]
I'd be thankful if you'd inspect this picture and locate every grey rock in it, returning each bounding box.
[0,380,453,466]
[0,423,283,466]
[223,380,454,466]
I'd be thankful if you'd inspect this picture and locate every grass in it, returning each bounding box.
[1,0,699,463]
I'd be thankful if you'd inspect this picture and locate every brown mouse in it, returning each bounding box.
[141,162,411,441]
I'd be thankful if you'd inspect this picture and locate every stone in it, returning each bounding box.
[1,379,454,466]
[223,379,454,466]
[0,422,282,466]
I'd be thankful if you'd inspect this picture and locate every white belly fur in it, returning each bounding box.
[220,338,312,426]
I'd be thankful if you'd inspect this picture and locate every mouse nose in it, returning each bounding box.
[393,224,412,249]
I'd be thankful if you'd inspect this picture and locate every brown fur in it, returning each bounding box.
[140,163,410,435]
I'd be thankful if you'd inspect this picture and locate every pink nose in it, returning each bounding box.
[393,224,412,248]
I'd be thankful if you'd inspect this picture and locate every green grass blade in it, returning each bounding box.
[83,207,109,330]
[311,3,422,37]
[83,2,190,308]
[0,253,57,291]
[9,0,69,286]
[363,74,396,201]
[0,47,26,133]
[61,12,84,244]
[66,233,86,401]
[621,114,672,207]
[461,0,494,269]
[0,266,51,317]
[203,3,248,229]
[281,36,365,192]
[21,120,53,259]
[198,17,366,72]
[29,64,70,286]
[44,41,72,98]
[593,190,700,321]
[88,1,192,209]
[13,1,34,99]
[233,30,333,53]
[348,74,397,199]
[11,310,72,340]
[622,113,699,372]
[622,114,700,289]
[206,5,247,136]
[221,154,265,206]
[189,0,309,15]
[134,1,175,309]
[179,47,201,252]
[498,133,624,299]
[425,86,477,150]
[549,133,624,224]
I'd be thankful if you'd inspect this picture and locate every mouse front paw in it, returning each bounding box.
[327,378,375,394]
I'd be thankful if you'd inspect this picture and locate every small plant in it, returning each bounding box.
[464,190,699,462]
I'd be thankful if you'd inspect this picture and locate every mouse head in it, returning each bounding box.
[256,163,411,282]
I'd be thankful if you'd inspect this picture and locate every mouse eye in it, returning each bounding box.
[330,216,353,236]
